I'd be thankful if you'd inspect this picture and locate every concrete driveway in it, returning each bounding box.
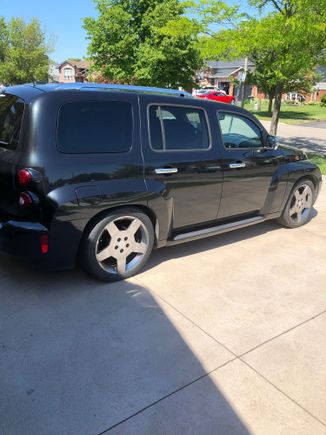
[1,183,326,435]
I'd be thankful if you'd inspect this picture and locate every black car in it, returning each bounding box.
[0,83,322,281]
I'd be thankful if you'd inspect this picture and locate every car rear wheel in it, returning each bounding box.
[80,209,154,281]
[277,179,315,228]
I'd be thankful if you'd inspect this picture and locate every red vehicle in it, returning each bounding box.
[196,90,236,105]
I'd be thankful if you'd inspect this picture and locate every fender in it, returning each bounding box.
[45,179,151,268]
[260,160,322,217]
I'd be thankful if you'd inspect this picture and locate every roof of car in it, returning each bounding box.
[10,83,193,98]
[1,83,252,119]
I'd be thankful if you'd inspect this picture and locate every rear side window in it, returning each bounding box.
[149,105,210,151]
[57,101,133,153]
[0,94,24,150]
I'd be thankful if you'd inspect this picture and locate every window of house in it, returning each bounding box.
[217,112,263,149]
[57,101,133,153]
[149,105,210,151]
[64,68,74,79]
[0,94,24,150]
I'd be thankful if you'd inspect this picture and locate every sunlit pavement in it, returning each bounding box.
[1,180,325,435]
[261,120,326,155]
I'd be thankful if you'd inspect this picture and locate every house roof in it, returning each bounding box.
[208,67,243,78]
[206,59,254,69]
[316,82,326,91]
[73,60,91,70]
[59,60,91,70]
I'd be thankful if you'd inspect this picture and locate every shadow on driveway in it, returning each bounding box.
[0,254,249,434]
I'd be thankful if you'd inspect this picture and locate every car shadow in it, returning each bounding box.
[144,220,278,273]
[143,209,318,273]
[0,255,250,434]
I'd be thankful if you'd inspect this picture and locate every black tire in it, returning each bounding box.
[277,179,315,228]
[80,208,154,281]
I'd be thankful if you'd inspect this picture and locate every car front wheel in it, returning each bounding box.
[277,179,315,228]
[80,209,154,281]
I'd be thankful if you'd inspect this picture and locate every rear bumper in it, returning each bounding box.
[0,219,81,270]
[0,220,48,258]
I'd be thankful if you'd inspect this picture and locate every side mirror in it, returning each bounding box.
[267,135,280,150]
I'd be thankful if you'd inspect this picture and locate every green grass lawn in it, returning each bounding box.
[245,100,326,124]
[308,154,326,175]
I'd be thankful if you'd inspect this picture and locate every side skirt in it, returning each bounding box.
[166,216,266,247]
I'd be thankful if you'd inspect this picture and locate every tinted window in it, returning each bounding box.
[217,112,263,149]
[149,105,210,151]
[0,94,24,150]
[57,101,133,153]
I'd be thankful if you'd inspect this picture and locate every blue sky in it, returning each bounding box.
[1,0,261,63]
[1,0,97,62]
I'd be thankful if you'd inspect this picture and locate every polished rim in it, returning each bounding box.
[288,184,313,224]
[95,216,149,275]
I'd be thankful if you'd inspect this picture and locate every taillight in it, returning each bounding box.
[19,192,33,207]
[40,233,49,254]
[18,169,32,187]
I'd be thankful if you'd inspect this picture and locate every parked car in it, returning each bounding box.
[196,90,236,105]
[192,87,226,97]
[0,83,322,281]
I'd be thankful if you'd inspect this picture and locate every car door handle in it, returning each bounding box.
[229,162,246,169]
[154,167,178,175]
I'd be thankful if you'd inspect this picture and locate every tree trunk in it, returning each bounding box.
[270,84,283,135]
[268,95,273,114]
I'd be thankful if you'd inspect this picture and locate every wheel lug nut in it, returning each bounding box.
[126,244,130,248]
[124,237,128,241]
[115,246,118,250]
[120,249,124,253]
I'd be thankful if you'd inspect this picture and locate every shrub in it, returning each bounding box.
[321,94,326,107]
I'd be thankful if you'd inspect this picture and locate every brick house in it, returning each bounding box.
[58,60,91,83]
[196,59,257,98]
[305,82,326,103]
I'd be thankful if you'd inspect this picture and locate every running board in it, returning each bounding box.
[167,216,265,246]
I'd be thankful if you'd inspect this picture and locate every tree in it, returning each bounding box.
[197,0,326,134]
[0,17,51,85]
[83,0,203,89]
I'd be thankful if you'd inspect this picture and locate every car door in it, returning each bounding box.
[140,95,223,230]
[215,92,229,103]
[216,110,282,219]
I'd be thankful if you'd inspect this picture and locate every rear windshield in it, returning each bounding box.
[0,94,24,150]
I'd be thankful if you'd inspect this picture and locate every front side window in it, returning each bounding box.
[57,101,133,153]
[217,112,263,149]
[0,94,24,150]
[149,105,210,151]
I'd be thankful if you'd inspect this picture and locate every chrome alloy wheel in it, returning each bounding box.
[288,184,313,224]
[95,216,150,275]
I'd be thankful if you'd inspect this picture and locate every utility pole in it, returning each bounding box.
[241,57,248,108]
